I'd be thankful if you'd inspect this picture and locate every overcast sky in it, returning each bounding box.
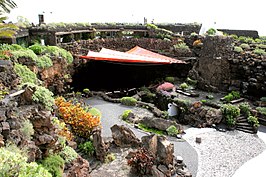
[7,0,266,35]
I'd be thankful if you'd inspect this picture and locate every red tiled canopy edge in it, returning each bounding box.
[79,46,186,64]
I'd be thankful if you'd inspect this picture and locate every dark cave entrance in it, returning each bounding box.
[71,60,190,91]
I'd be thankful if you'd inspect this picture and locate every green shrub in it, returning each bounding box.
[230,34,238,40]
[60,49,73,64]
[255,38,262,43]
[44,46,73,64]
[44,46,60,57]
[11,44,24,50]
[222,91,240,102]
[88,107,102,118]
[224,93,234,102]
[75,91,82,97]
[38,55,53,69]
[257,44,266,49]
[0,44,24,51]
[253,48,266,55]
[22,83,54,111]
[166,125,179,136]
[201,99,207,103]
[121,110,132,120]
[231,91,240,99]
[59,146,78,163]
[240,43,250,50]
[247,115,259,127]
[83,88,90,94]
[146,23,158,30]
[28,44,46,55]
[19,162,52,177]
[260,97,266,102]
[190,32,198,36]
[121,97,137,106]
[221,104,240,126]
[234,46,243,53]
[256,107,266,115]
[11,49,38,61]
[78,141,95,157]
[238,36,255,43]
[245,37,255,43]
[206,28,216,35]
[180,82,189,90]
[0,145,51,177]
[41,155,65,177]
[0,147,27,176]
[239,102,251,117]
[173,42,191,53]
[165,77,175,83]
[20,119,34,140]
[105,153,116,163]
[14,63,40,84]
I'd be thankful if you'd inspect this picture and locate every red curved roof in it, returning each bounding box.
[79,46,185,64]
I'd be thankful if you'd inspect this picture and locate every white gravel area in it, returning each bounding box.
[184,129,266,177]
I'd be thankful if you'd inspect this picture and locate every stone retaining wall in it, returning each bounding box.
[60,38,175,56]
[228,57,266,97]
[218,29,259,39]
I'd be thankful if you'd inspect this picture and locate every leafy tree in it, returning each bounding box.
[0,0,17,13]
[0,0,18,38]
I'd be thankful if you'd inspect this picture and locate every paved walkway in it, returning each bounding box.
[84,97,198,177]
[233,126,266,177]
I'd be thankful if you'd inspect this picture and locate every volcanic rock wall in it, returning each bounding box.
[61,37,265,97]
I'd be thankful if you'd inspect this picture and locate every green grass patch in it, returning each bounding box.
[138,123,165,135]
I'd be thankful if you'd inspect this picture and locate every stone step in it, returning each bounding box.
[237,116,246,121]
[236,122,251,127]
[258,118,266,126]
[236,125,254,131]
[237,119,249,123]
[236,127,256,134]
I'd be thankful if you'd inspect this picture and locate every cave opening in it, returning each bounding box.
[71,60,190,92]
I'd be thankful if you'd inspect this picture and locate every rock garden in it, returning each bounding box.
[0,24,266,177]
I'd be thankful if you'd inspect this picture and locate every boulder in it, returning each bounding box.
[111,124,141,148]
[140,117,183,133]
[205,108,223,125]
[156,82,175,92]
[23,140,42,162]
[93,129,107,162]
[19,86,35,105]
[64,155,91,177]
[142,134,174,166]
[1,121,10,137]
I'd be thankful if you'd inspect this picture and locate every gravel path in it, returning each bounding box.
[185,130,266,177]
[84,97,198,177]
